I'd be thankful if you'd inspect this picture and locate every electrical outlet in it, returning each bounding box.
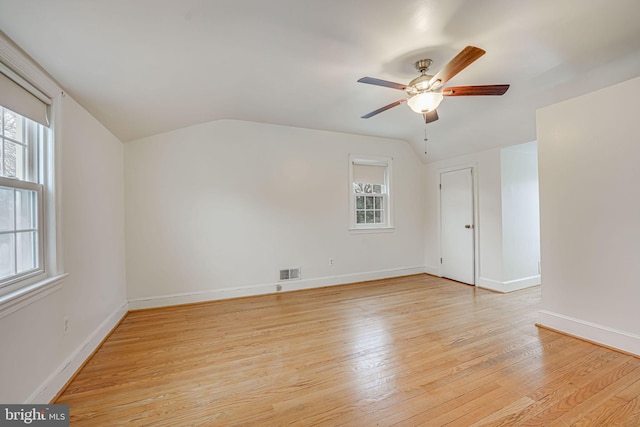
[63,316,69,335]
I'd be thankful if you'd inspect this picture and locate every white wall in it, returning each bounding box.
[500,142,541,286]
[0,95,127,403]
[125,119,425,308]
[537,76,640,355]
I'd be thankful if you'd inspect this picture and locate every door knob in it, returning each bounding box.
[465,224,473,229]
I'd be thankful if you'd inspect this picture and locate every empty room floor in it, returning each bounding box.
[55,274,640,426]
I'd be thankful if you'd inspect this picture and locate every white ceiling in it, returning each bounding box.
[2,0,640,162]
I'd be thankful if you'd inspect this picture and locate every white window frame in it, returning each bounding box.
[349,154,394,232]
[0,35,65,317]
[0,174,45,287]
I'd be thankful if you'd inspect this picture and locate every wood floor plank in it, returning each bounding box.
[463,342,603,426]
[588,377,640,425]
[426,338,602,426]
[282,319,562,425]
[518,361,639,426]
[371,334,587,426]
[54,274,640,426]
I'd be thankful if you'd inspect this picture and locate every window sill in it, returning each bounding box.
[0,273,68,319]
[349,226,395,234]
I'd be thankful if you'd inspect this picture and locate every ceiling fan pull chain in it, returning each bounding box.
[424,122,428,155]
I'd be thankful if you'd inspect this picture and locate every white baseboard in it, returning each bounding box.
[28,301,129,403]
[128,266,426,310]
[424,265,439,276]
[538,310,640,356]
[478,275,541,293]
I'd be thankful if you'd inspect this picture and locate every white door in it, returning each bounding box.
[440,168,475,285]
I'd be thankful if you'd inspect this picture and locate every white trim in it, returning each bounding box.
[0,273,67,319]
[477,277,502,291]
[47,93,64,275]
[538,310,640,356]
[424,264,439,276]
[349,154,392,167]
[503,275,541,290]
[27,301,129,404]
[348,226,395,234]
[128,266,426,310]
[349,154,393,230]
[477,275,540,293]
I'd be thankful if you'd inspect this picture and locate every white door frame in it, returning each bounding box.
[437,163,480,286]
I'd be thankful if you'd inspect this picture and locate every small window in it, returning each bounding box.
[349,155,392,230]
[354,183,385,225]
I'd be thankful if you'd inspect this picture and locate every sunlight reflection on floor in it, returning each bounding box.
[347,314,400,402]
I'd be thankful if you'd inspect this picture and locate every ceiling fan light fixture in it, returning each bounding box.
[407,91,443,113]
[407,74,433,93]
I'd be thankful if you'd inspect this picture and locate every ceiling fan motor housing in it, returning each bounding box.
[406,59,438,95]
[415,59,432,73]
[407,74,434,95]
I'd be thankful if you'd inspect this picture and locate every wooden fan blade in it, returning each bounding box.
[423,110,439,123]
[358,77,407,91]
[361,99,407,119]
[428,46,486,89]
[442,84,510,96]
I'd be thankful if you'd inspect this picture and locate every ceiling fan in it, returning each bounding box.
[358,46,509,123]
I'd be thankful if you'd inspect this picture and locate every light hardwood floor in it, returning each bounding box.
[55,274,640,426]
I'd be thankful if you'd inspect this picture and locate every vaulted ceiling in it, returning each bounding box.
[2,0,640,162]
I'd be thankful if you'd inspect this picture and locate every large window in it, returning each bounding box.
[0,60,54,299]
[349,155,392,230]
[0,107,44,287]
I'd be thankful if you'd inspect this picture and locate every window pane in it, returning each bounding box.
[365,196,373,209]
[16,143,25,179]
[374,211,381,223]
[15,189,36,230]
[374,197,381,209]
[4,141,26,180]
[3,109,23,142]
[0,233,16,279]
[366,211,374,223]
[356,211,365,224]
[372,184,381,194]
[16,231,36,273]
[0,187,15,232]
[356,196,364,209]
[353,183,363,194]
